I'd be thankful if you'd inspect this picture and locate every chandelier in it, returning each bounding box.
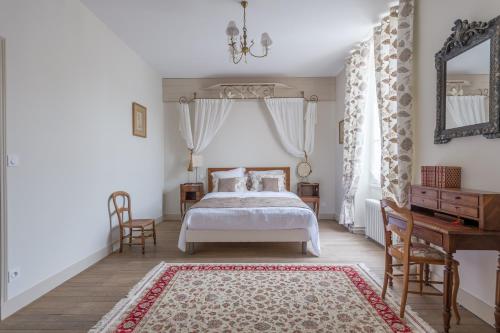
[225,1,273,64]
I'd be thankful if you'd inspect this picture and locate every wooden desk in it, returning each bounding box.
[388,211,500,333]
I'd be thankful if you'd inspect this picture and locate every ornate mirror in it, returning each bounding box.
[435,16,500,143]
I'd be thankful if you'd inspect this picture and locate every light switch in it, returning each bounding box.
[7,155,19,167]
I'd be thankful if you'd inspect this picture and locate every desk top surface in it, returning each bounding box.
[387,211,500,236]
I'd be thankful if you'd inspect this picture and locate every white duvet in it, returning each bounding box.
[178,191,321,256]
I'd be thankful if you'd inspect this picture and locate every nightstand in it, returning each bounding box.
[297,182,320,217]
[180,183,204,218]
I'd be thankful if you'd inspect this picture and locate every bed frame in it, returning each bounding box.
[185,166,309,255]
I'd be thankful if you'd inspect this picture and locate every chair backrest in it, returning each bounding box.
[380,198,414,253]
[111,191,132,226]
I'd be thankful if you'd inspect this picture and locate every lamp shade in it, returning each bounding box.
[191,154,204,168]
[226,20,240,37]
[260,32,273,48]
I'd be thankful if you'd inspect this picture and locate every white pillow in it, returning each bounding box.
[211,167,246,192]
[249,173,286,192]
[248,170,284,176]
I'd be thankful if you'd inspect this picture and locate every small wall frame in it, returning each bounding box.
[132,102,147,138]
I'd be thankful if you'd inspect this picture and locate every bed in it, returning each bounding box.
[177,167,321,256]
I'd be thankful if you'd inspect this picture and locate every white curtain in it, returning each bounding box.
[179,102,194,150]
[446,95,488,128]
[178,98,233,153]
[264,98,317,158]
[304,101,318,155]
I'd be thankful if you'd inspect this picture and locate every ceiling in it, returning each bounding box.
[82,0,392,78]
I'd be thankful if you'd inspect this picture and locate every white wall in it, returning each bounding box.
[0,0,164,316]
[164,100,337,218]
[415,0,500,325]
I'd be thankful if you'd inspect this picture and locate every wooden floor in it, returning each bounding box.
[0,220,494,333]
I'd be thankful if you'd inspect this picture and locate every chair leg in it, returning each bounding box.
[388,256,394,287]
[153,223,157,245]
[141,227,145,255]
[382,253,391,299]
[129,228,132,246]
[119,227,123,253]
[419,263,424,295]
[452,261,461,325]
[424,263,430,286]
[400,261,411,318]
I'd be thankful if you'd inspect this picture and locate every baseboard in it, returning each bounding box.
[430,271,495,327]
[1,245,111,319]
[1,216,166,319]
[318,213,335,220]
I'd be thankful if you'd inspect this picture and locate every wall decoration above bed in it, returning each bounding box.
[178,94,318,178]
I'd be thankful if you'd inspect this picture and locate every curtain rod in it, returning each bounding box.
[178,92,319,104]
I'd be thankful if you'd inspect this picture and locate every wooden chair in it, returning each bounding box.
[111,191,156,254]
[380,198,460,323]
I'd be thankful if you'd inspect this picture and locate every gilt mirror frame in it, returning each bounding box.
[435,16,500,144]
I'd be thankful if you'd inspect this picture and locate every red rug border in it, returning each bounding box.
[115,264,412,333]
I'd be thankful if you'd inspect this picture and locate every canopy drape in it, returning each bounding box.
[178,99,233,169]
[264,98,317,158]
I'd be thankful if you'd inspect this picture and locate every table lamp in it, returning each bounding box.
[191,154,203,183]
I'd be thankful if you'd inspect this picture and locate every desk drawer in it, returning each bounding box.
[440,201,479,218]
[411,196,438,210]
[389,215,443,247]
[440,191,479,207]
[182,185,203,193]
[413,225,443,247]
[412,186,438,200]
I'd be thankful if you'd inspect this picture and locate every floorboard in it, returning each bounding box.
[0,220,494,332]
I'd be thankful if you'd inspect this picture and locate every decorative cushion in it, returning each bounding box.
[249,173,286,192]
[262,178,279,192]
[218,178,237,192]
[392,243,445,260]
[217,176,247,192]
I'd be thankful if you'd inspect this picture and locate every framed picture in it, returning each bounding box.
[339,120,344,144]
[132,102,147,138]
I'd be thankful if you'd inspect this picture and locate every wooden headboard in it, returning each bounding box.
[207,167,291,192]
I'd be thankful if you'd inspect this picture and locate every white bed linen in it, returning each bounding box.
[178,191,321,256]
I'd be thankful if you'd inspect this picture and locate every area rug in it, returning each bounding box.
[90,263,436,333]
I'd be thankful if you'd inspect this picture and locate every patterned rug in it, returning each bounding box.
[90,263,435,333]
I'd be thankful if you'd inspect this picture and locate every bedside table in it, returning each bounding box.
[297,182,320,217]
[180,183,204,218]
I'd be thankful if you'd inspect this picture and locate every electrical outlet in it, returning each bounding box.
[8,268,20,283]
[7,154,19,167]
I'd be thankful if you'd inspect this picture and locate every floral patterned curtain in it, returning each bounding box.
[374,0,414,206]
[339,41,371,226]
